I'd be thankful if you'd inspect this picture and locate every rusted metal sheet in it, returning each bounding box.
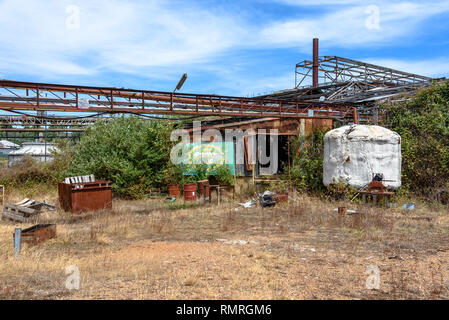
[244,136,253,171]
[338,207,347,216]
[14,224,56,246]
[312,118,333,131]
[197,180,210,201]
[274,194,289,203]
[58,180,112,214]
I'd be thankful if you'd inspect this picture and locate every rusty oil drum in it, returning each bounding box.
[183,183,197,201]
[168,184,181,199]
[197,180,210,200]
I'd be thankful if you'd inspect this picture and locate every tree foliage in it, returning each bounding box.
[385,80,449,196]
[66,117,175,198]
[290,130,328,194]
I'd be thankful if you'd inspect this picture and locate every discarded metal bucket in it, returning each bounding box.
[168,184,181,199]
[15,224,56,246]
[197,180,210,201]
[184,183,197,201]
[58,179,112,214]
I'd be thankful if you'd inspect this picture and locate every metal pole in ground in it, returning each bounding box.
[14,228,21,257]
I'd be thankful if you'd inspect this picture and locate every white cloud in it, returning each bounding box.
[363,58,449,78]
[227,73,295,97]
[260,1,449,49]
[0,0,249,77]
[0,0,447,94]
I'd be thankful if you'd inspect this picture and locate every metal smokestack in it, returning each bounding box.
[312,38,319,87]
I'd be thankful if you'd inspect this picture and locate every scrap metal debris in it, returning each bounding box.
[238,199,256,208]
[257,191,276,208]
[15,224,56,246]
[333,208,358,215]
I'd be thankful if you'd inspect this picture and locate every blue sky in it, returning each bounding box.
[1,0,449,97]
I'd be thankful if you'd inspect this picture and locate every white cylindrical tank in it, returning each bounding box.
[323,125,401,189]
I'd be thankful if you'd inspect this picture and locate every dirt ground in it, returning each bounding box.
[0,189,448,300]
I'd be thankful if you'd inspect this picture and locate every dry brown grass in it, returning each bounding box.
[0,190,448,300]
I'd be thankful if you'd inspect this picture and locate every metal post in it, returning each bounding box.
[75,87,78,108]
[14,228,21,257]
[353,107,358,124]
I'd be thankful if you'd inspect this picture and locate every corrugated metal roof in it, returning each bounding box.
[0,139,19,149]
[9,142,58,156]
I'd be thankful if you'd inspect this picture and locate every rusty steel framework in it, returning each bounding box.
[257,39,436,109]
[0,79,351,120]
[295,56,432,88]
[0,115,106,127]
[259,55,436,111]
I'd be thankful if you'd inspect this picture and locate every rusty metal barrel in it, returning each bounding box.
[168,184,181,199]
[197,180,210,201]
[184,183,197,201]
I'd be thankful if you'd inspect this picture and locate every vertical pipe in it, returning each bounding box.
[75,87,78,108]
[353,107,358,124]
[14,228,21,257]
[313,38,319,87]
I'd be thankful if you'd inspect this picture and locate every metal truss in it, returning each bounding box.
[0,80,351,120]
[295,56,432,88]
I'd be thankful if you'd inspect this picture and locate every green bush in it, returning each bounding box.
[213,165,235,186]
[66,117,176,198]
[290,131,328,194]
[384,80,449,197]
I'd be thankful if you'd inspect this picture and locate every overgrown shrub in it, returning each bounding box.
[290,131,328,194]
[213,165,234,186]
[384,80,449,197]
[66,117,176,198]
